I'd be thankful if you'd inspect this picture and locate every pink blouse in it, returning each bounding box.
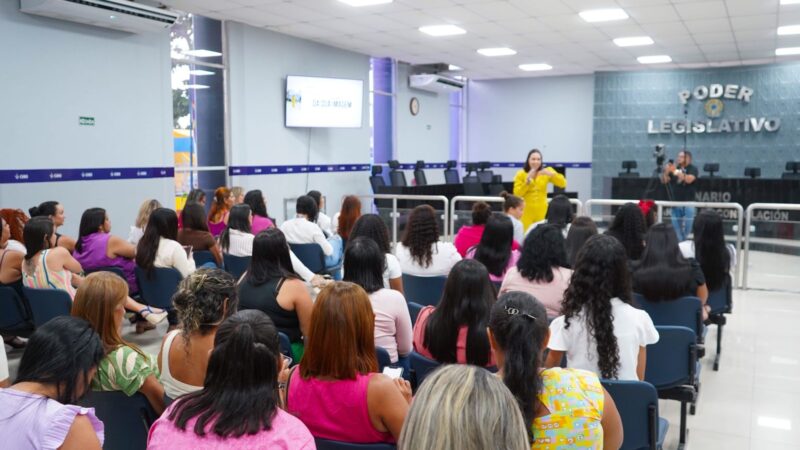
[412,306,496,367]
[251,215,275,235]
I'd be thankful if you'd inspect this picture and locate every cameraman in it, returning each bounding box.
[662,150,699,241]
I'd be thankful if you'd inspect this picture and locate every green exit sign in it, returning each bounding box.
[79,116,95,126]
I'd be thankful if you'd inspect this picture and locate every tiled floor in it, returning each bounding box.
[4,250,799,450]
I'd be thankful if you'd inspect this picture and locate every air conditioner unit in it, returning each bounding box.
[409,74,464,94]
[20,0,180,33]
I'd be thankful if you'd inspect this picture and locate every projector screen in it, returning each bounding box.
[285,76,364,128]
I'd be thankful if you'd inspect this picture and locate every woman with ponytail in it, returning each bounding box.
[546,234,659,381]
[488,291,622,449]
[207,187,234,237]
[148,310,314,448]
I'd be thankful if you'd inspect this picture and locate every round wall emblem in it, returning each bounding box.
[705,98,724,118]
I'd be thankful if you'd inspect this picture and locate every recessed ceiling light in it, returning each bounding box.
[477,47,516,57]
[448,64,463,71]
[519,63,553,71]
[419,25,466,37]
[184,49,222,58]
[614,36,654,47]
[776,46,800,55]
[579,9,628,23]
[638,55,672,64]
[109,15,116,20]
[778,25,800,35]
[780,0,800,5]
[338,0,392,6]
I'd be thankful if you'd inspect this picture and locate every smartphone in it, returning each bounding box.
[182,245,192,258]
[382,366,404,380]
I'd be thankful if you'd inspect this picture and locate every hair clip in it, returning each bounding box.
[193,273,208,291]
[505,306,537,321]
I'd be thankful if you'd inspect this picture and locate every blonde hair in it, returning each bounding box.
[135,199,162,228]
[172,268,238,338]
[230,186,244,201]
[398,365,529,450]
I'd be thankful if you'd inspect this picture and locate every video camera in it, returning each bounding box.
[653,144,666,168]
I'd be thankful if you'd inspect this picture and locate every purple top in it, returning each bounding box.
[208,220,226,237]
[251,215,275,236]
[73,232,138,294]
[0,388,104,449]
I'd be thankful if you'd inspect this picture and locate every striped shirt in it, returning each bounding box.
[93,345,160,396]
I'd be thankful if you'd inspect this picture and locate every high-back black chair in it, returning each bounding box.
[782,161,800,179]
[0,286,33,336]
[135,266,182,310]
[370,165,387,192]
[444,168,459,184]
[402,274,446,307]
[413,168,427,186]
[462,175,483,196]
[223,254,250,280]
[477,170,494,183]
[389,170,407,187]
[602,379,668,450]
[22,287,72,328]
[79,391,157,450]
[315,439,396,450]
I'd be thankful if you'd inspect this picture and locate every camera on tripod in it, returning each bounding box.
[653,144,666,168]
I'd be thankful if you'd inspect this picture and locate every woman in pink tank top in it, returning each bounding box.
[284,282,411,444]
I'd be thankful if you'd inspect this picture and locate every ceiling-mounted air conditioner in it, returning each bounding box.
[409,74,465,94]
[20,0,180,33]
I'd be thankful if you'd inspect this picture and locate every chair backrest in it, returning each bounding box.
[707,274,732,315]
[407,301,424,327]
[289,243,326,273]
[278,331,292,359]
[0,286,33,334]
[376,346,392,372]
[782,172,800,180]
[401,274,447,307]
[617,172,640,178]
[222,254,251,280]
[462,176,483,196]
[410,351,441,388]
[22,287,72,328]
[413,169,427,186]
[477,170,494,183]
[315,439,396,450]
[389,170,407,187]
[192,250,216,267]
[84,266,126,280]
[369,175,386,192]
[634,294,703,337]
[644,326,697,390]
[79,390,157,450]
[444,168,459,184]
[602,379,661,450]
[134,266,182,309]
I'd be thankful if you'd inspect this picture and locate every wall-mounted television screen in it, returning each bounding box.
[285,75,364,128]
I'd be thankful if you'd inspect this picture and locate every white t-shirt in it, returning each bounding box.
[6,240,26,255]
[154,237,196,278]
[508,214,524,245]
[128,226,144,245]
[548,298,659,381]
[394,242,461,277]
[679,240,737,268]
[316,212,333,236]
[224,229,255,257]
[281,216,333,256]
[384,253,402,287]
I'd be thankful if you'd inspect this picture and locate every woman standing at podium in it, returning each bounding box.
[513,149,567,230]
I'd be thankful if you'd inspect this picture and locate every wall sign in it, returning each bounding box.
[647,83,781,135]
[79,116,95,126]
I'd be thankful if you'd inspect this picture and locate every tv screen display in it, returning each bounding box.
[285,76,364,128]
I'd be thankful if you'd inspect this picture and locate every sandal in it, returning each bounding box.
[140,306,168,325]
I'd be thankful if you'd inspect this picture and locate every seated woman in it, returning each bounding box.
[343,237,412,364]
[0,215,24,298]
[230,186,245,205]
[148,310,314,449]
[466,213,519,283]
[284,282,411,443]
[136,208,197,279]
[500,191,525,245]
[453,202,492,257]
[178,202,223,267]
[564,216,598,268]
[307,190,333,236]
[395,205,461,277]
[72,272,164,414]
[24,217,165,326]
[500,224,572,318]
[128,199,161,245]
[526,194,574,239]
[413,259,495,367]
[349,214,403,292]
[157,269,238,400]
[679,210,735,294]
[604,202,646,261]
[632,223,709,318]
[0,208,28,253]
[281,195,343,273]
[334,195,361,244]
[73,207,139,295]
[546,235,659,381]
[243,190,275,235]
[207,187,233,238]
[489,291,623,449]
[398,364,528,450]
[29,201,76,252]
[238,228,313,360]
[0,316,105,449]
[219,204,254,257]
[186,189,206,207]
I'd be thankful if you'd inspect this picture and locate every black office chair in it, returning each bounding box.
[369,165,386,192]
[703,163,719,178]
[444,160,459,184]
[388,160,407,187]
[782,161,800,179]
[477,170,494,183]
[744,167,760,179]
[413,160,427,186]
[619,160,640,177]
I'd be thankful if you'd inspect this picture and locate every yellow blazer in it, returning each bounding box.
[513,168,567,230]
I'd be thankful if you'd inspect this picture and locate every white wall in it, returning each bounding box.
[226,23,372,222]
[466,75,595,201]
[0,1,173,236]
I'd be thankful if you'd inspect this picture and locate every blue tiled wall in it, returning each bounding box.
[592,63,800,198]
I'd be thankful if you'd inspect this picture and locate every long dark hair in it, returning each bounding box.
[489,291,549,442]
[546,195,573,230]
[424,259,494,366]
[220,204,252,252]
[562,234,631,379]
[22,216,55,262]
[632,223,695,301]
[15,316,104,404]
[29,201,59,218]
[349,214,391,254]
[522,149,542,173]
[400,205,439,268]
[246,229,297,286]
[517,224,568,283]
[168,310,281,438]
[135,208,178,273]
[187,189,206,205]
[181,202,210,232]
[295,195,319,224]
[75,208,106,253]
[692,210,730,291]
[473,213,514,277]
[343,237,386,294]
[605,203,646,261]
[565,216,598,268]
[243,190,271,220]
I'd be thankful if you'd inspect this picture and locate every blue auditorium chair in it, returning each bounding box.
[401,274,446,307]
[602,379,668,450]
[22,287,72,327]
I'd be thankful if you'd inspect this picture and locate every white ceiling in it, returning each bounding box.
[160,0,800,79]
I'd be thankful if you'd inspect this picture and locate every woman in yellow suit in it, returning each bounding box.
[513,149,567,230]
